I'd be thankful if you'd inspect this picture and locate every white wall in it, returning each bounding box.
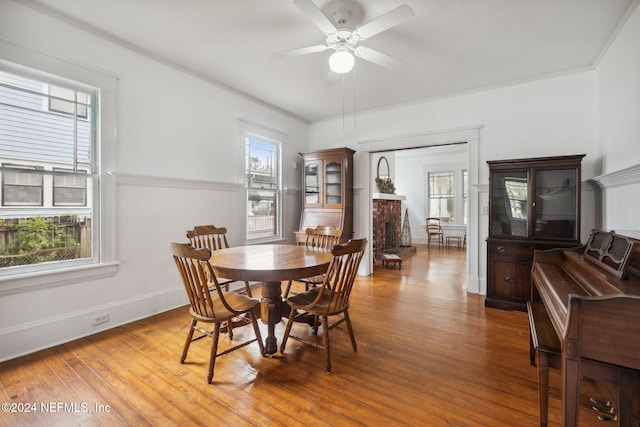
[308,69,598,295]
[0,1,308,361]
[394,145,468,245]
[594,3,640,237]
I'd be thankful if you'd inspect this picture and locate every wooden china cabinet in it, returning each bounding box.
[485,154,585,311]
[295,147,354,244]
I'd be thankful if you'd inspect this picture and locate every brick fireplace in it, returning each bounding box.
[373,194,405,260]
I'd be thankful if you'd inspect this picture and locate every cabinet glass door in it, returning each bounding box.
[304,161,321,206]
[490,171,529,237]
[534,168,578,240]
[324,160,342,206]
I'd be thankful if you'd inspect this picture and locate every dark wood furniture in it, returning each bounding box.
[169,242,264,384]
[529,230,640,426]
[527,300,562,427]
[296,147,354,244]
[208,244,333,356]
[486,154,585,310]
[280,239,367,373]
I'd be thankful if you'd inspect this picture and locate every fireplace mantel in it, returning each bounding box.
[372,193,406,201]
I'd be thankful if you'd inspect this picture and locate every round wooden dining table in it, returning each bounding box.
[209,244,333,355]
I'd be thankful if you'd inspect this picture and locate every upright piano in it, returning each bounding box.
[530,229,640,426]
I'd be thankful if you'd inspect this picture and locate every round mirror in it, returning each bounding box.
[377,156,389,180]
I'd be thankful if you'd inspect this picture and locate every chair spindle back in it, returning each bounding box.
[186,225,230,252]
[318,238,367,311]
[304,225,342,249]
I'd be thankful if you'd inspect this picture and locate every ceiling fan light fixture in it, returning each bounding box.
[329,49,354,74]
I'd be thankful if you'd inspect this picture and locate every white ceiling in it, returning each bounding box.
[18,0,637,123]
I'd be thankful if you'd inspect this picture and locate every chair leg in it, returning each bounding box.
[312,314,320,335]
[249,308,265,356]
[226,319,234,340]
[181,318,197,363]
[280,306,296,353]
[207,324,221,384]
[244,281,253,297]
[322,315,332,374]
[343,310,357,352]
[283,280,293,298]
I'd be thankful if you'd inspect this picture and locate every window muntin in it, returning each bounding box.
[0,67,97,272]
[48,84,89,118]
[245,135,281,242]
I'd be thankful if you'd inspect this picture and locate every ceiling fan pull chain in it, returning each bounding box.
[353,63,357,129]
[341,72,346,133]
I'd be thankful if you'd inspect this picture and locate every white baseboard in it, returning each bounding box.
[0,286,187,362]
[467,275,485,295]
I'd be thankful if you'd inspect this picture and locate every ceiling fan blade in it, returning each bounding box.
[293,0,337,35]
[354,4,414,40]
[354,46,404,69]
[273,44,328,58]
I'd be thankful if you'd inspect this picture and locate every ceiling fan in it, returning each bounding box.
[276,0,415,74]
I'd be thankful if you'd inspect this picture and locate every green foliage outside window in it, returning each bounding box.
[0,217,78,266]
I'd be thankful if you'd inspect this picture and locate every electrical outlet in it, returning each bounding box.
[92,313,109,326]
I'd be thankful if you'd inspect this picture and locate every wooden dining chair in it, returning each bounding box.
[186,225,255,340]
[280,238,367,374]
[283,225,342,298]
[426,217,444,247]
[169,242,264,384]
[186,225,253,297]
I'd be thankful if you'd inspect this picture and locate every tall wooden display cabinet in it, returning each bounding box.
[485,154,585,311]
[296,147,355,244]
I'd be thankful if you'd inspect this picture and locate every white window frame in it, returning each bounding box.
[244,132,283,243]
[47,84,89,118]
[424,164,467,227]
[0,52,118,296]
[427,171,455,222]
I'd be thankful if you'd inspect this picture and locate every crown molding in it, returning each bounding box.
[588,164,640,189]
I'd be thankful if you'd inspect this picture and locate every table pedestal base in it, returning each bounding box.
[260,281,283,356]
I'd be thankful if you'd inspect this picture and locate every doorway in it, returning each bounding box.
[354,126,484,295]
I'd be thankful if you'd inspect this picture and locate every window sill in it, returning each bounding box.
[0,262,120,297]
[246,237,288,245]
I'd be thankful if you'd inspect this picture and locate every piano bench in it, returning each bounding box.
[527,301,561,427]
[528,301,638,426]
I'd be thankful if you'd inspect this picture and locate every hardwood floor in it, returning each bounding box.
[0,245,605,426]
